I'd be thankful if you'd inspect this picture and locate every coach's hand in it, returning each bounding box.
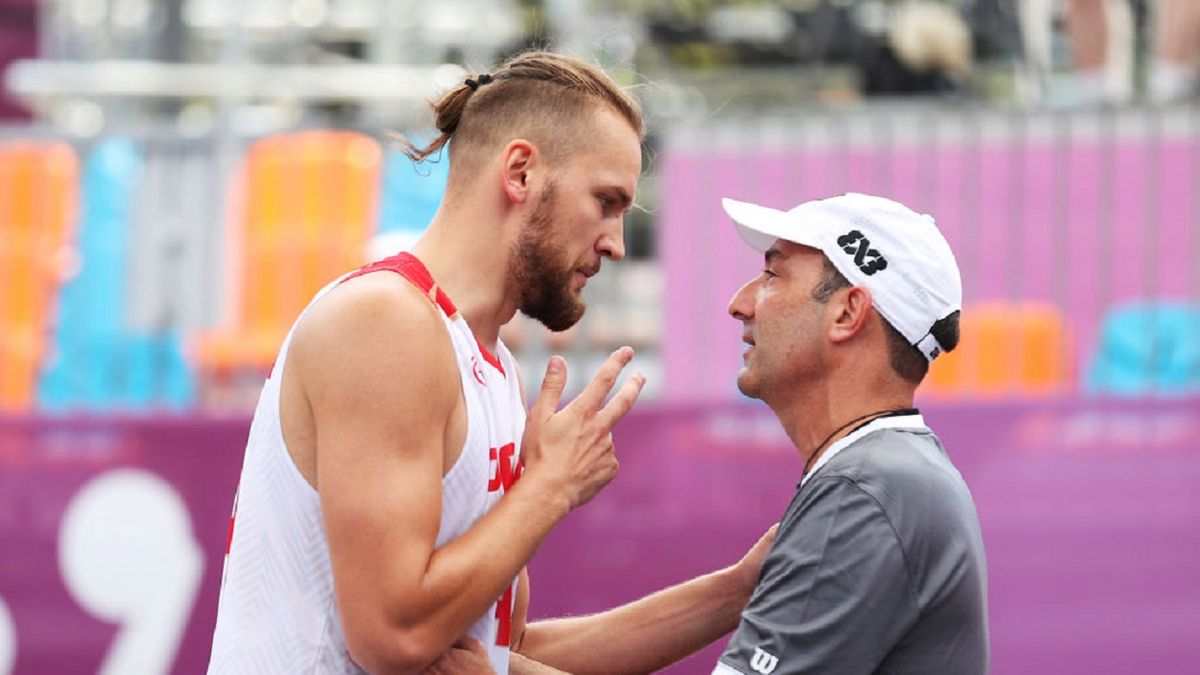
[421,637,494,674]
[521,346,646,511]
[731,523,778,599]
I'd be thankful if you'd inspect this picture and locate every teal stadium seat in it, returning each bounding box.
[372,146,449,257]
[39,139,196,411]
[1086,302,1200,396]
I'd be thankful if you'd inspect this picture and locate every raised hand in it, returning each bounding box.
[521,347,646,510]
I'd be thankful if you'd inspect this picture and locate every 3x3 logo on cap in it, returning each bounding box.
[837,230,888,276]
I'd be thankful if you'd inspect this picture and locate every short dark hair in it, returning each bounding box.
[810,256,960,384]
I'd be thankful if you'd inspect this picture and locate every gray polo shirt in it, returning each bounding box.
[715,415,988,675]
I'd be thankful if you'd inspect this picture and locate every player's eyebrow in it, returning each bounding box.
[607,186,633,211]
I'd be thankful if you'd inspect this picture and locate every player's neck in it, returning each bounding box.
[409,205,520,349]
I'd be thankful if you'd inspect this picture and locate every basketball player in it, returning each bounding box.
[208,50,773,674]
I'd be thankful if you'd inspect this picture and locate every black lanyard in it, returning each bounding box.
[801,407,921,480]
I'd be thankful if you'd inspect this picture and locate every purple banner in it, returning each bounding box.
[0,416,245,674]
[3,401,1199,674]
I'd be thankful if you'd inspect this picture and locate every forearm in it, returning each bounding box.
[509,651,571,675]
[341,473,571,671]
[403,474,570,646]
[517,566,750,675]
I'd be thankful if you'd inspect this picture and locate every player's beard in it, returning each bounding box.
[511,182,586,332]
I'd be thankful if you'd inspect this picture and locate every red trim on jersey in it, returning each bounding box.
[342,253,507,377]
[495,585,514,647]
[225,514,236,555]
[226,489,239,555]
[476,339,506,376]
[341,252,458,317]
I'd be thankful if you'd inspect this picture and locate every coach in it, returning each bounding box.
[714,193,989,675]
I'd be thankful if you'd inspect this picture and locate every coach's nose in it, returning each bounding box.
[728,276,759,322]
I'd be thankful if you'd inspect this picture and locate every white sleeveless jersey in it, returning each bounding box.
[209,253,526,674]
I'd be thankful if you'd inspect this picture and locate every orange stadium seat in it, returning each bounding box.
[0,141,79,412]
[922,301,1074,399]
[196,131,382,381]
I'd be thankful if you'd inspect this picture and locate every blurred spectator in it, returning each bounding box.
[1066,0,1200,104]
[858,1,973,96]
[1149,0,1200,101]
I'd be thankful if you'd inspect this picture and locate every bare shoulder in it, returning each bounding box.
[290,272,460,423]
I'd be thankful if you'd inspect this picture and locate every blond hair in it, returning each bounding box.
[400,51,644,176]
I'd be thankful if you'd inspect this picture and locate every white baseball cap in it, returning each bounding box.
[722,192,962,362]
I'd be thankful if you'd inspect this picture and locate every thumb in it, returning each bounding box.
[531,355,567,419]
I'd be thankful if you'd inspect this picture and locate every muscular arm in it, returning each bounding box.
[513,527,777,675]
[294,276,644,673]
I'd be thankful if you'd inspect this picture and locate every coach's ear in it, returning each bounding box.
[828,286,872,345]
[500,139,537,205]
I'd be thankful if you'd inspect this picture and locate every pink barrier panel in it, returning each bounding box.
[2,400,1199,673]
[662,135,1200,401]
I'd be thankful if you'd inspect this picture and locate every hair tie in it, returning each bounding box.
[465,73,493,91]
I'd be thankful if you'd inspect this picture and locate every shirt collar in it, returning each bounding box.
[799,413,927,487]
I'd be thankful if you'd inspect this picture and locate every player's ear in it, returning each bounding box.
[828,286,872,345]
[501,139,536,205]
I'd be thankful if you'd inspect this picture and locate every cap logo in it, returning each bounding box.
[837,230,888,276]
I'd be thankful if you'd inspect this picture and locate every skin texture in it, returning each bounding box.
[512,524,778,675]
[729,246,830,403]
[727,241,916,471]
[421,638,493,674]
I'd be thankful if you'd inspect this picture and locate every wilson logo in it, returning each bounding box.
[837,229,888,276]
[750,647,779,674]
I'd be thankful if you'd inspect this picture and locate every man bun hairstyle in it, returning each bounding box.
[399,51,644,170]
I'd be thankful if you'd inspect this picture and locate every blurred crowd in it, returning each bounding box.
[2,0,1200,132]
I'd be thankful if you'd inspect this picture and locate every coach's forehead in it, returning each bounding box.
[766,241,822,263]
